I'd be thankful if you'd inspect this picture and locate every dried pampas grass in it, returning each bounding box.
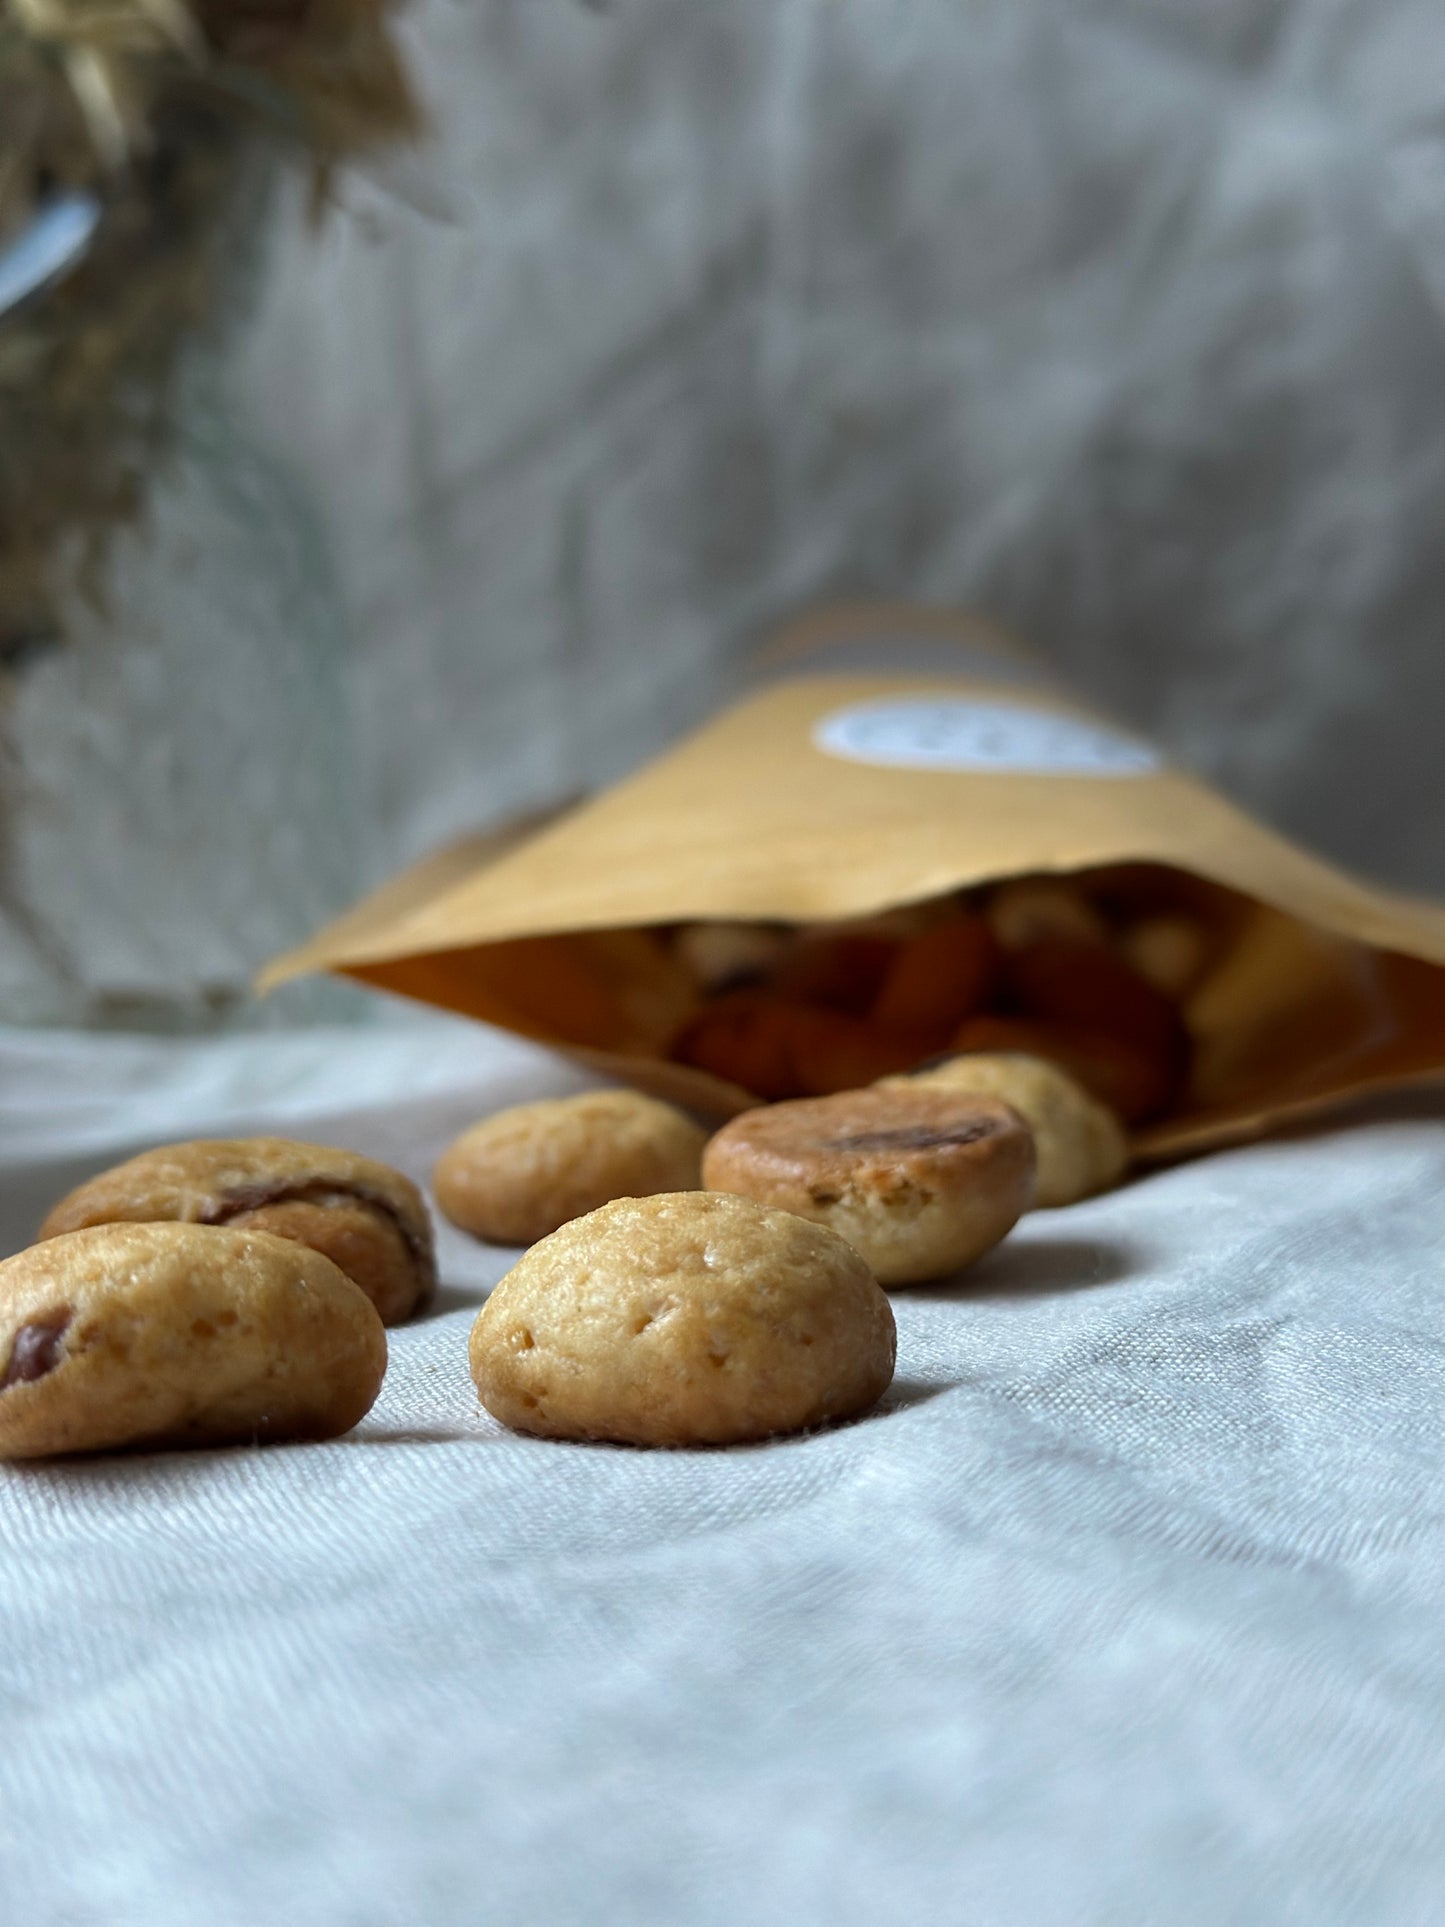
[0,0,421,662]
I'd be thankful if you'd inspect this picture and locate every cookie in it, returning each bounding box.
[469,1191,894,1445]
[0,1223,387,1459]
[434,1090,709,1247]
[879,1051,1128,1206]
[39,1138,435,1326]
[702,1087,1036,1285]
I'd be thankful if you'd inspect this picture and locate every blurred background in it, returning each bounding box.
[5,0,1445,1026]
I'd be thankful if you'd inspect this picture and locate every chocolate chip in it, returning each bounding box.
[200,1177,429,1269]
[824,1122,999,1154]
[1,1309,72,1389]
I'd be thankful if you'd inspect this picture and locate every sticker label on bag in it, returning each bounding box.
[813,696,1161,776]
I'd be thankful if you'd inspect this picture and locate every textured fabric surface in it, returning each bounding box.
[1,1011,1441,1925]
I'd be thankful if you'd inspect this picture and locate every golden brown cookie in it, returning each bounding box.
[879,1051,1128,1206]
[434,1091,709,1247]
[469,1191,894,1445]
[0,1223,387,1459]
[702,1087,1036,1285]
[39,1138,435,1327]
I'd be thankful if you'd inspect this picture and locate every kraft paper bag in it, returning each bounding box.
[264,604,1445,1161]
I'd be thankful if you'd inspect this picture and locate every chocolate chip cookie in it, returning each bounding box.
[39,1137,436,1326]
[0,1222,387,1459]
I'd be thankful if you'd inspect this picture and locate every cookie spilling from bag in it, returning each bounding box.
[260,604,1445,1162]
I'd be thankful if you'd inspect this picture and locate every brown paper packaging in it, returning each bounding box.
[262,604,1445,1162]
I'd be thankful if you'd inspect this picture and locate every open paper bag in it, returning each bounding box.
[264,606,1445,1161]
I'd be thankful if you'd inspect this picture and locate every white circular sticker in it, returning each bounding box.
[813,697,1160,777]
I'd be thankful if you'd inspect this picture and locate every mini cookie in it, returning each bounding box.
[0,1222,387,1459]
[702,1088,1036,1286]
[879,1052,1128,1206]
[434,1091,709,1247]
[469,1191,895,1446]
[39,1138,435,1326]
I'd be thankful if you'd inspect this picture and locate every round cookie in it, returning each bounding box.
[38,1137,435,1326]
[434,1091,708,1247]
[879,1052,1128,1206]
[702,1088,1036,1285]
[469,1191,895,1446]
[0,1222,387,1459]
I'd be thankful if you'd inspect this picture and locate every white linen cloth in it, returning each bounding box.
[1,1010,1440,1926]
